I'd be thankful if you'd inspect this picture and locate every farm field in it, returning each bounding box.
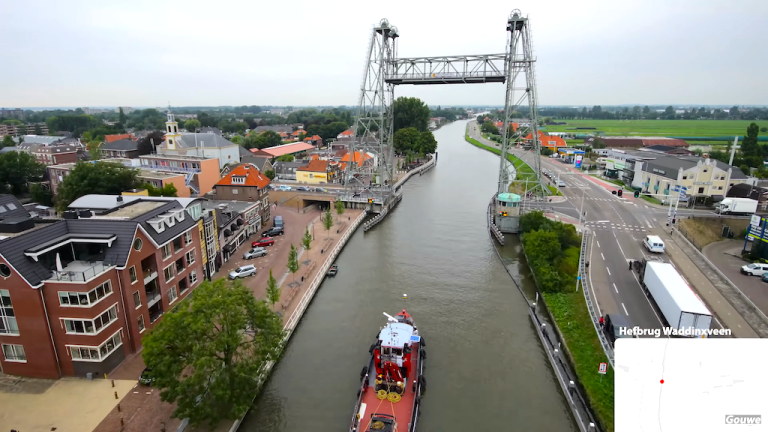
[541,119,763,138]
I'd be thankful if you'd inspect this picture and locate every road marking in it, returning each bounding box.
[596,220,609,223]
[606,267,611,276]
[622,303,629,315]
[613,283,618,293]
[601,252,605,260]
[596,241,600,248]
[615,237,628,260]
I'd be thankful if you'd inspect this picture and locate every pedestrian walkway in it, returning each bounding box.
[583,221,648,232]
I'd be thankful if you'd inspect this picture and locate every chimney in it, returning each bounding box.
[117,196,123,202]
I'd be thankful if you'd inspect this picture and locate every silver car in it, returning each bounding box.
[229,265,257,279]
[243,247,267,259]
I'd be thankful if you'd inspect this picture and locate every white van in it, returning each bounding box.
[643,235,665,253]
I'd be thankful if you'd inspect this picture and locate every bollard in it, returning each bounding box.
[104,373,108,379]
[321,249,324,254]
[569,380,576,397]
[114,391,118,399]
[117,403,121,412]
[120,417,124,426]
[588,423,595,431]
[111,379,115,387]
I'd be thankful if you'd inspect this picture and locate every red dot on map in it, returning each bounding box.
[660,379,664,384]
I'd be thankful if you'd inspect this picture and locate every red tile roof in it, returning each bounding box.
[215,164,270,188]
[541,135,567,148]
[339,151,372,170]
[297,159,329,172]
[494,122,518,132]
[524,130,547,141]
[249,149,272,157]
[339,129,354,137]
[105,133,135,143]
[261,142,315,157]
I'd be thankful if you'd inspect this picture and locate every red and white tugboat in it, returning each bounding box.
[349,310,426,432]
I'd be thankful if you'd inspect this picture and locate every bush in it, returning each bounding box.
[520,211,581,293]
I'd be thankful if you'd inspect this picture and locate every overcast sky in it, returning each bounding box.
[2,0,766,108]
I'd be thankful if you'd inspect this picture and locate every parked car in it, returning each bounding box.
[139,367,154,385]
[761,273,768,283]
[252,237,275,247]
[315,187,328,193]
[278,185,292,191]
[229,265,257,279]
[296,186,311,191]
[273,215,284,229]
[267,184,276,190]
[262,226,284,237]
[741,263,768,276]
[243,247,267,259]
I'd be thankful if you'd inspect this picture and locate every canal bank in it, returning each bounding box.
[240,119,576,432]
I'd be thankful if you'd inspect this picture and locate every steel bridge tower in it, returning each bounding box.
[346,10,544,211]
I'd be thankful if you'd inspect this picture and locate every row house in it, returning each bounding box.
[101,139,140,159]
[212,164,271,231]
[46,161,192,198]
[203,201,260,265]
[296,159,341,184]
[0,195,205,378]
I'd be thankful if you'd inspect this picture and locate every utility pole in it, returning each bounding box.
[578,187,586,226]
[728,136,738,166]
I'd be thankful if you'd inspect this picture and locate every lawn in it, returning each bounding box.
[544,291,615,432]
[542,119,763,139]
[465,133,537,182]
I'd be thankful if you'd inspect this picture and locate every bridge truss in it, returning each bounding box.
[346,10,546,201]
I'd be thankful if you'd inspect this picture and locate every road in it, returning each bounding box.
[704,239,768,316]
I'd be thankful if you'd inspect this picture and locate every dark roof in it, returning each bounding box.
[200,127,222,135]
[727,183,768,199]
[175,133,235,149]
[240,156,270,170]
[640,155,747,180]
[130,201,197,246]
[238,146,252,157]
[254,125,293,134]
[273,161,306,174]
[0,195,30,219]
[102,139,139,151]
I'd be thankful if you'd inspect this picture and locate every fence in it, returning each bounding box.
[676,223,703,251]
[578,229,615,367]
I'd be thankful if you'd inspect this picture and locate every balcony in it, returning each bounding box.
[48,261,112,282]
[146,287,162,308]
[148,300,163,323]
[139,163,201,174]
[143,268,158,285]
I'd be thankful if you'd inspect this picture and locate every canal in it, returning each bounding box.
[241,119,577,432]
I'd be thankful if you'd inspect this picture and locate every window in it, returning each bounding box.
[133,238,142,251]
[133,291,141,308]
[682,175,687,180]
[69,330,122,362]
[63,305,118,335]
[161,244,172,260]
[129,266,137,283]
[189,270,198,285]
[0,263,10,278]
[173,236,182,252]
[718,186,723,190]
[164,264,175,282]
[698,187,704,194]
[703,169,708,173]
[58,281,113,307]
[168,286,178,304]
[138,315,145,333]
[2,344,26,362]
[0,290,19,335]
[186,250,195,265]
[232,189,239,195]
[184,231,193,245]
[232,176,246,184]
[179,277,189,293]
[175,258,185,273]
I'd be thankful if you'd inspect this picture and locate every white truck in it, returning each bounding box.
[715,197,758,215]
[638,258,712,336]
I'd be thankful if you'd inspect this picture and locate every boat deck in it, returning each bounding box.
[358,342,420,431]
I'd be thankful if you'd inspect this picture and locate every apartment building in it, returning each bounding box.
[0,123,48,136]
[30,144,79,166]
[137,154,220,196]
[0,195,204,378]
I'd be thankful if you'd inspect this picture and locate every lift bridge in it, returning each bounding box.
[343,10,545,232]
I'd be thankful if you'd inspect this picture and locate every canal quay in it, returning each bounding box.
[241,119,577,432]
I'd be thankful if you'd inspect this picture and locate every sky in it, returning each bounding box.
[1,0,767,108]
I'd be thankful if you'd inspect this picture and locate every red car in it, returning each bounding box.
[252,237,275,247]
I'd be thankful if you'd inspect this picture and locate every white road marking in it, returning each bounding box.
[601,252,605,260]
[613,283,618,293]
[615,237,628,260]
[597,241,600,248]
[622,303,629,315]
[607,267,611,276]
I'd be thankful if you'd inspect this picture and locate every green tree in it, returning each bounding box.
[287,244,299,283]
[393,127,420,155]
[1,135,14,148]
[185,119,201,132]
[118,108,127,126]
[89,142,102,160]
[264,169,275,180]
[266,269,280,310]
[56,162,141,211]
[276,155,294,162]
[741,123,761,160]
[0,151,45,195]
[143,182,179,197]
[142,278,283,428]
[761,127,768,133]
[323,206,333,239]
[245,130,282,150]
[230,135,244,145]
[302,227,312,262]
[416,131,438,154]
[335,200,345,224]
[481,120,498,135]
[393,97,430,132]
[30,183,53,206]
[33,124,42,135]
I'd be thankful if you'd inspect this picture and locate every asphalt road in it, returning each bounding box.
[704,239,768,316]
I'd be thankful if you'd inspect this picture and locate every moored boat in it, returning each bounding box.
[349,310,426,432]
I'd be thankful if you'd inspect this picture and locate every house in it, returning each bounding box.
[0,195,205,378]
[726,183,768,209]
[104,134,136,144]
[638,145,694,156]
[296,159,340,185]
[157,112,240,169]
[212,164,271,230]
[272,161,307,181]
[253,125,293,134]
[260,142,315,159]
[229,147,273,175]
[101,139,140,159]
[30,143,79,165]
[137,154,221,196]
[202,200,261,265]
[339,150,375,171]
[303,134,323,146]
[199,127,222,135]
[337,129,354,139]
[541,135,567,150]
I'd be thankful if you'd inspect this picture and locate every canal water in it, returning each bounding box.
[241,120,577,432]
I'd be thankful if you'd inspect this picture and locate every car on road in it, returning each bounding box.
[139,368,154,385]
[761,273,768,283]
[296,186,311,191]
[243,247,267,259]
[277,185,292,191]
[252,237,275,247]
[267,184,276,190]
[314,187,328,193]
[229,264,257,279]
[262,226,284,237]
[642,235,665,253]
[740,263,768,276]
[557,180,566,187]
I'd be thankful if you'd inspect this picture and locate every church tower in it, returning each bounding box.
[165,109,181,150]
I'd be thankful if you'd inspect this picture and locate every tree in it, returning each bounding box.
[137,131,165,155]
[33,124,42,135]
[323,206,333,239]
[264,169,275,180]
[481,121,498,135]
[143,182,179,197]
[302,228,312,262]
[416,131,438,154]
[142,278,283,428]
[0,151,45,195]
[266,269,280,310]
[245,130,282,150]
[30,183,53,206]
[393,97,430,132]
[335,200,345,224]
[276,155,294,162]
[118,108,127,126]
[89,142,102,160]
[1,135,14,148]
[393,127,420,155]
[230,135,244,145]
[286,244,299,283]
[56,162,141,211]
[184,119,201,132]
[761,127,768,133]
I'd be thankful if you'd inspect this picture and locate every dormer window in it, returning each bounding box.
[232,176,246,184]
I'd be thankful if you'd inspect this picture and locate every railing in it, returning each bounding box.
[143,268,158,285]
[139,164,201,174]
[579,229,615,367]
[48,262,112,282]
[487,195,505,246]
[393,154,435,189]
[387,71,506,80]
[146,289,162,307]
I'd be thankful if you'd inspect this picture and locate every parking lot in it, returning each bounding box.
[703,239,768,316]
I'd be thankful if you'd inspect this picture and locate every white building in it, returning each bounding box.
[157,111,241,169]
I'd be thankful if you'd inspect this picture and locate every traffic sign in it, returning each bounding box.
[598,362,608,375]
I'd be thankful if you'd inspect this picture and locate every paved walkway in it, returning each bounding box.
[0,376,135,432]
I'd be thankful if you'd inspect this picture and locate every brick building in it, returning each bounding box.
[0,195,205,378]
[212,164,271,232]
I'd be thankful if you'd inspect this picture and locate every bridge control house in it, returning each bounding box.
[0,195,205,378]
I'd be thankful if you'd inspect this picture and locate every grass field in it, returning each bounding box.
[542,119,764,139]
[464,134,537,182]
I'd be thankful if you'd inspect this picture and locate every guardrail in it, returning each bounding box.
[227,211,368,432]
[578,229,615,367]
